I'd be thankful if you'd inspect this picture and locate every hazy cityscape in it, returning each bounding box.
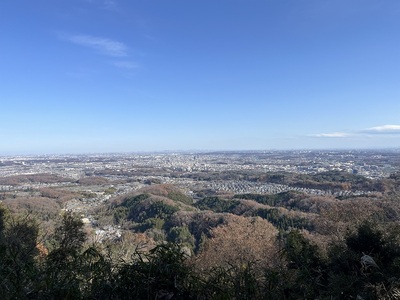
[2,150,399,191]
[1,149,399,256]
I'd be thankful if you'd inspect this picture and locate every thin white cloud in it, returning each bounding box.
[83,0,119,11]
[364,125,400,134]
[66,35,128,57]
[111,61,138,69]
[312,132,351,138]
[312,124,400,138]
[103,0,118,11]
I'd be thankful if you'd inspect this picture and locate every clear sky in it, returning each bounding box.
[1,0,400,155]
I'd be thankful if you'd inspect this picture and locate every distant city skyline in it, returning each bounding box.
[1,0,400,155]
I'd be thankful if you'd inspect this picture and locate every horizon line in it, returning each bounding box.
[1,147,400,157]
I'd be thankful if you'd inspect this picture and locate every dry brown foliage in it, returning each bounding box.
[169,211,239,235]
[3,197,62,217]
[39,188,79,202]
[36,242,49,259]
[315,198,385,240]
[230,199,267,216]
[0,174,71,185]
[140,184,180,197]
[105,231,157,262]
[196,215,278,270]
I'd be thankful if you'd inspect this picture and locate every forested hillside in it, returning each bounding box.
[1,173,400,299]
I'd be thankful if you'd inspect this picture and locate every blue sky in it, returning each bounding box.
[1,0,400,154]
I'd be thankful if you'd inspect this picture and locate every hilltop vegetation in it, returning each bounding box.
[1,170,400,298]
